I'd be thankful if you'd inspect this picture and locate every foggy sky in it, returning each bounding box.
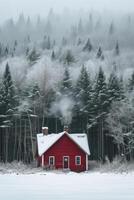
[0,0,134,22]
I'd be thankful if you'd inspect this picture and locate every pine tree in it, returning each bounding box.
[0,63,16,115]
[107,71,124,104]
[29,83,41,100]
[0,43,3,58]
[51,50,56,60]
[119,76,125,100]
[83,38,92,52]
[46,36,51,50]
[13,40,18,52]
[64,50,75,65]
[91,67,108,161]
[115,41,120,56]
[75,66,91,112]
[27,48,40,65]
[96,46,104,60]
[26,47,29,56]
[60,67,72,96]
[4,46,9,57]
[74,65,92,131]
[93,67,108,115]
[77,38,82,46]
[0,81,4,114]
[128,72,134,91]
[109,22,114,35]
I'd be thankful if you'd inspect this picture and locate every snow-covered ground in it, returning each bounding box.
[0,170,134,200]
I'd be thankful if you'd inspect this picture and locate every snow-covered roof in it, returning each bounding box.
[37,132,90,156]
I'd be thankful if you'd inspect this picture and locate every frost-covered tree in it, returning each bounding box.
[75,66,91,112]
[115,41,120,56]
[106,96,134,160]
[55,67,73,125]
[4,46,9,57]
[128,72,134,92]
[83,38,92,52]
[63,50,75,65]
[0,63,17,115]
[108,71,124,104]
[60,67,73,96]
[92,67,108,118]
[90,67,108,161]
[51,50,56,60]
[74,65,92,131]
[27,48,40,65]
[96,46,104,60]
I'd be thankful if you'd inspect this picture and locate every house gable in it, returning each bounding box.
[37,132,90,156]
[44,133,87,156]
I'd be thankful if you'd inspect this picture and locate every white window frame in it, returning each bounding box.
[49,156,55,166]
[75,156,81,165]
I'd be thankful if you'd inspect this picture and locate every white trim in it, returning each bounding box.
[86,154,88,171]
[49,156,55,166]
[63,156,70,169]
[42,155,44,167]
[75,156,81,165]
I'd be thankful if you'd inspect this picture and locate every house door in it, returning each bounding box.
[63,156,69,169]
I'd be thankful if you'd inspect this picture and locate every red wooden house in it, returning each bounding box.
[36,127,90,172]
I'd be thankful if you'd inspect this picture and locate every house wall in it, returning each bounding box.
[38,134,87,172]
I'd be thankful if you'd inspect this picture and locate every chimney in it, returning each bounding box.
[42,127,48,135]
[64,125,69,133]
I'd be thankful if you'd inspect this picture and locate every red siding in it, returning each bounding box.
[38,134,87,172]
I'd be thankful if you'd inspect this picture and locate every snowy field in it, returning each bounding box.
[0,171,134,200]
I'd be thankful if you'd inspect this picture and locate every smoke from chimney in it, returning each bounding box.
[50,96,74,125]
[64,125,69,133]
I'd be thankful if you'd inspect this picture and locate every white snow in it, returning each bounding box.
[0,172,134,200]
[37,132,90,156]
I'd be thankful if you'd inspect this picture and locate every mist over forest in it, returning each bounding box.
[0,9,134,163]
[0,10,134,85]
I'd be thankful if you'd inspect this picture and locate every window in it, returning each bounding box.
[49,156,55,166]
[75,156,81,165]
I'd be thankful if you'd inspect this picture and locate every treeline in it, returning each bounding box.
[0,10,134,59]
[0,60,134,163]
[0,11,134,163]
